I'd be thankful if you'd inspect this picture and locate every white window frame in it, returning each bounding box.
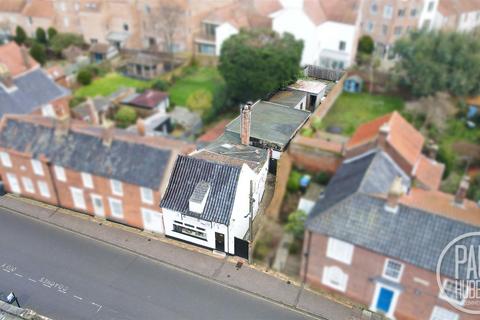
[0,151,12,168]
[326,237,354,265]
[430,306,459,320]
[70,187,86,210]
[140,187,154,205]
[321,266,348,292]
[31,159,44,176]
[41,104,55,117]
[90,194,104,217]
[439,279,466,306]
[6,173,21,193]
[37,181,50,198]
[54,165,66,182]
[108,197,123,219]
[110,179,123,196]
[382,258,404,282]
[21,177,35,194]
[81,172,94,189]
[383,4,393,18]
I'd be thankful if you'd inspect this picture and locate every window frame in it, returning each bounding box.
[430,306,459,320]
[54,165,66,182]
[0,151,12,168]
[108,197,123,219]
[140,187,154,205]
[37,181,50,198]
[321,265,348,292]
[31,159,44,176]
[326,237,354,265]
[70,187,86,210]
[382,258,404,282]
[439,279,467,306]
[21,177,35,194]
[110,179,123,196]
[6,173,21,193]
[81,172,94,189]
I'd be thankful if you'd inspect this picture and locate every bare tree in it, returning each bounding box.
[155,3,184,54]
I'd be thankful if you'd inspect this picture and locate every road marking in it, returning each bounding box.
[91,302,102,313]
[2,269,11,273]
[28,278,37,283]
[73,295,83,300]
[42,284,52,288]
[14,273,23,277]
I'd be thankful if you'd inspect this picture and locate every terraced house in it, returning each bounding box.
[0,114,193,233]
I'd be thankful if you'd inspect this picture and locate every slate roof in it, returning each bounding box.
[160,155,241,225]
[225,100,310,151]
[0,69,69,118]
[0,116,174,189]
[307,150,480,278]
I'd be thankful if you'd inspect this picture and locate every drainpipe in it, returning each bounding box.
[46,162,61,207]
[302,230,312,284]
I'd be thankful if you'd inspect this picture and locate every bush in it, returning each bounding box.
[311,116,322,131]
[287,170,302,192]
[289,240,301,255]
[114,106,137,128]
[437,145,456,179]
[300,127,314,137]
[284,210,307,240]
[151,79,169,91]
[35,28,47,45]
[29,43,46,65]
[314,172,331,185]
[14,26,27,45]
[77,69,93,85]
[69,96,86,108]
[358,35,374,55]
[50,33,84,54]
[186,89,213,113]
[47,27,57,40]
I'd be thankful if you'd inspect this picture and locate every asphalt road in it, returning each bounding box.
[0,208,314,320]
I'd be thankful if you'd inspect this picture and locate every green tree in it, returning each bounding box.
[14,26,27,45]
[29,43,46,65]
[114,106,138,128]
[219,29,303,103]
[358,35,374,55]
[50,33,85,54]
[35,27,47,45]
[284,210,307,240]
[186,89,213,113]
[76,69,93,85]
[151,79,169,91]
[394,31,480,97]
[47,27,57,40]
[287,170,302,192]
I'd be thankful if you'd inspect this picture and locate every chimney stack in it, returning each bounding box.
[86,99,99,125]
[136,118,146,136]
[20,45,31,70]
[0,63,14,88]
[55,112,70,137]
[240,102,252,146]
[385,176,404,212]
[428,143,439,160]
[377,123,390,150]
[102,120,115,147]
[454,176,470,207]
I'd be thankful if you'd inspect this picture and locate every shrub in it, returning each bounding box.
[14,26,27,45]
[77,69,93,85]
[358,35,374,55]
[311,116,322,131]
[29,43,46,65]
[284,210,307,240]
[314,172,331,185]
[437,145,455,179]
[47,27,58,40]
[35,28,47,45]
[50,33,84,54]
[287,170,302,192]
[151,79,169,91]
[114,106,137,128]
[300,127,314,137]
[69,96,86,108]
[289,240,301,255]
[186,89,213,113]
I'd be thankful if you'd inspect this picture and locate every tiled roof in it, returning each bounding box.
[225,100,310,151]
[124,90,168,109]
[296,0,358,26]
[414,155,445,190]
[0,42,39,77]
[0,69,69,118]
[0,115,186,189]
[307,150,480,278]
[203,1,272,29]
[160,155,241,225]
[0,0,26,12]
[438,0,480,17]
[22,0,55,18]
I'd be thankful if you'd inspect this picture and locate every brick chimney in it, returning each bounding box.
[0,63,14,88]
[55,112,70,137]
[102,120,115,147]
[378,123,390,150]
[385,176,404,212]
[428,143,439,160]
[240,102,252,146]
[136,118,146,136]
[20,45,31,70]
[86,99,99,125]
[454,176,470,207]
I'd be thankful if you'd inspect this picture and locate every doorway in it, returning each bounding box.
[215,232,225,252]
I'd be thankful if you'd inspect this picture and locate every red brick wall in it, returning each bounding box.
[288,146,342,173]
[302,232,479,320]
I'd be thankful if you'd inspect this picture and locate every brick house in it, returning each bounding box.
[0,114,193,233]
[302,114,480,319]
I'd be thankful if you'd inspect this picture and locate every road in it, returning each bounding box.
[0,208,314,320]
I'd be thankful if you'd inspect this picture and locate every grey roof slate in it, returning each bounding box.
[160,155,241,225]
[225,101,310,151]
[0,118,172,189]
[307,150,480,278]
[0,69,69,117]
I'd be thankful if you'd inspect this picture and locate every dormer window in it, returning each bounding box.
[189,181,210,214]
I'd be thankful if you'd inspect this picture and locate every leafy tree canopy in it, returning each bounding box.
[219,29,303,103]
[358,35,374,55]
[285,210,307,240]
[186,89,212,114]
[35,28,47,45]
[394,31,480,97]
[14,26,27,45]
[47,27,58,40]
[50,33,85,54]
[29,43,46,65]
[114,106,137,128]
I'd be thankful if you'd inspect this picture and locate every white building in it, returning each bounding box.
[270,0,362,69]
[419,0,480,32]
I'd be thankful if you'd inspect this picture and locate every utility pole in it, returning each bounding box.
[248,180,254,264]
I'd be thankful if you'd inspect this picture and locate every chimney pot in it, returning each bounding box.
[385,176,403,212]
[102,120,115,147]
[86,99,99,125]
[55,113,70,137]
[240,102,252,146]
[454,176,470,207]
[0,63,14,88]
[378,123,390,149]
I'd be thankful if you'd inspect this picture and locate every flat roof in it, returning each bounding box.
[288,79,327,95]
[268,90,307,108]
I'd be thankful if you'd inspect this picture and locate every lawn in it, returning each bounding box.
[75,73,151,98]
[168,67,225,106]
[321,92,405,136]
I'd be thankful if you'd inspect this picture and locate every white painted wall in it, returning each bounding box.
[155,98,169,113]
[317,21,357,68]
[418,0,439,30]
[457,11,480,31]
[215,22,239,56]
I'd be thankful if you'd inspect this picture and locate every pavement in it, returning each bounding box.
[0,195,370,320]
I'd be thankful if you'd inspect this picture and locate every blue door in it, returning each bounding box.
[376,287,394,313]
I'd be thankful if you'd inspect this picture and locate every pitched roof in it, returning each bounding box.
[347,112,425,167]
[438,0,480,17]
[0,115,187,189]
[22,0,55,18]
[203,1,272,29]
[289,0,358,26]
[0,69,69,118]
[124,90,169,109]
[160,155,241,225]
[413,154,445,190]
[307,150,480,278]
[225,100,310,151]
[0,42,39,77]
[0,0,26,12]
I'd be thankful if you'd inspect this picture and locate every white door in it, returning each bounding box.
[6,173,21,194]
[91,194,105,217]
[141,208,164,234]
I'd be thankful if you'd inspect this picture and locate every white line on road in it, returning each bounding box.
[73,295,83,300]
[42,284,52,288]
[28,278,37,283]
[2,269,11,273]
[14,273,23,277]
[91,302,102,313]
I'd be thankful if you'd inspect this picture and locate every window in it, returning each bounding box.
[21,177,35,193]
[37,181,50,198]
[370,2,378,14]
[394,26,403,35]
[81,173,94,189]
[398,9,405,17]
[383,5,393,19]
[173,223,207,240]
[123,23,129,31]
[63,17,69,27]
[74,2,80,11]
[477,12,480,21]
[338,41,346,51]
[430,306,459,320]
[428,1,434,12]
[31,159,44,176]
[60,2,66,11]
[439,279,466,305]
[365,21,374,33]
[108,198,123,219]
[70,187,86,209]
[382,25,388,35]
[6,173,21,193]
[322,266,348,292]
[110,179,123,196]
[54,166,66,182]
[140,187,154,204]
[91,194,104,217]
[0,152,12,167]
[411,8,417,17]
[382,259,404,282]
[326,237,354,265]
[203,22,217,37]
[197,43,215,55]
